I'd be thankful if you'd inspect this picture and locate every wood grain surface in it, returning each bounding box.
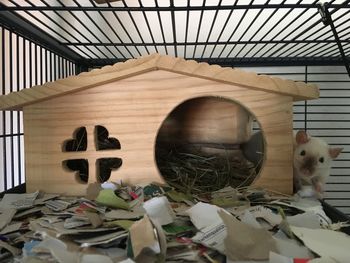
[24,70,293,195]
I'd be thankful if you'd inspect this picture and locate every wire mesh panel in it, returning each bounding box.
[244,65,350,215]
[0,0,349,69]
[306,66,350,214]
[0,25,75,192]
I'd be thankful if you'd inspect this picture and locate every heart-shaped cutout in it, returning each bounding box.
[64,159,89,183]
[95,125,121,150]
[63,127,87,152]
[97,158,122,183]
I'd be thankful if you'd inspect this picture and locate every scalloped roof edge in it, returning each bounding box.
[0,53,319,110]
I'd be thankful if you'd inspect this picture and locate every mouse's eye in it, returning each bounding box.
[300,150,306,156]
[319,157,324,163]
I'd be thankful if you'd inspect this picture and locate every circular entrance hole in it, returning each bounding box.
[155,96,265,194]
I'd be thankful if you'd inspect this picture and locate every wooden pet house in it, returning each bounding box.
[0,54,319,195]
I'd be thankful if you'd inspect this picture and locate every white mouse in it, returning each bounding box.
[293,130,343,198]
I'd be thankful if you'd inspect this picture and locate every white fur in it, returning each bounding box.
[293,133,334,198]
[294,136,332,182]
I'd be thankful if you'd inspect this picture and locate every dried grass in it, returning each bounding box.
[156,144,259,194]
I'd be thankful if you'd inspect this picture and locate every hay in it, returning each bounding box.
[156,144,258,194]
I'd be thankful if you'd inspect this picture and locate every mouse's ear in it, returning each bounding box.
[296,130,310,145]
[329,147,343,159]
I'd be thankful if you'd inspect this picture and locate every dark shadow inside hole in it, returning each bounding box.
[241,131,264,172]
[155,97,265,194]
[95,125,121,150]
[97,158,123,183]
[64,159,89,184]
[63,127,87,152]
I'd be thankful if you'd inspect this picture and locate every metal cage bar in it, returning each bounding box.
[0,24,76,192]
[1,1,347,68]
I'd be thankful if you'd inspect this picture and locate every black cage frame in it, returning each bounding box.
[0,0,349,73]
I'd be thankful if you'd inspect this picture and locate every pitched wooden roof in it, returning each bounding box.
[0,53,319,110]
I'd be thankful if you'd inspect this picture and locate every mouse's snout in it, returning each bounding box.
[300,156,317,177]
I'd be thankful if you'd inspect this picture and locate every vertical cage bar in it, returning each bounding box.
[68,61,72,76]
[62,58,65,78]
[9,30,14,188]
[40,46,43,85]
[183,0,190,58]
[58,56,61,79]
[201,0,223,59]
[106,1,142,56]
[66,59,68,77]
[228,1,268,58]
[170,0,178,57]
[322,3,350,76]
[29,41,32,87]
[53,53,56,80]
[215,1,253,62]
[16,33,21,185]
[248,0,303,60]
[20,0,95,60]
[240,0,287,60]
[193,0,205,58]
[50,51,53,82]
[0,18,77,192]
[23,38,26,89]
[155,0,168,55]
[304,66,308,131]
[71,0,119,59]
[65,59,68,78]
[138,0,158,53]
[2,27,7,191]
[34,43,37,85]
[121,0,150,54]
[45,49,48,83]
[209,0,237,59]
[88,0,132,58]
[61,57,64,79]
[55,0,110,58]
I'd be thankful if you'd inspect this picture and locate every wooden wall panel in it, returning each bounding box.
[24,70,293,195]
